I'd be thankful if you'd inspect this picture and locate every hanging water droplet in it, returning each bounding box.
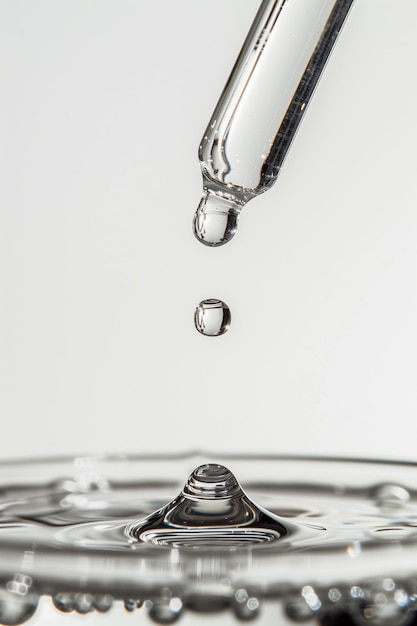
[193,191,242,246]
[194,299,231,336]
[127,463,289,548]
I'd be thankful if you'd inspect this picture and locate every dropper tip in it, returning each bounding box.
[193,191,241,247]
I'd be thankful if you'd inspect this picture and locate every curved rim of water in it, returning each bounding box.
[0,451,416,468]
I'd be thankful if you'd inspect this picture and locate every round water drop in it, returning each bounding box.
[194,299,231,336]
[193,190,242,246]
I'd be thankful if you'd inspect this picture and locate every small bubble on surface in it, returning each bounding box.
[194,299,231,336]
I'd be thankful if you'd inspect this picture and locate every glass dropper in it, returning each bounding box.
[193,0,355,246]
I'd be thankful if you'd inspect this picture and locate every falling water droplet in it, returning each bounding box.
[194,299,231,336]
[127,463,289,548]
[193,190,242,246]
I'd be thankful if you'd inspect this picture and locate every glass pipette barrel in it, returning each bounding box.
[193,0,355,246]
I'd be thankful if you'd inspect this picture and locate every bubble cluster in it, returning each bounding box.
[53,592,113,615]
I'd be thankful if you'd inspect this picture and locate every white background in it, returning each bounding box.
[1,0,417,461]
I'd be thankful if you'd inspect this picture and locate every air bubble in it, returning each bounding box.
[93,594,113,612]
[193,190,242,246]
[148,593,183,624]
[302,586,322,612]
[194,299,231,336]
[232,589,261,621]
[53,592,75,613]
[73,593,93,614]
[124,598,143,612]
[328,588,343,603]
[0,588,39,625]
